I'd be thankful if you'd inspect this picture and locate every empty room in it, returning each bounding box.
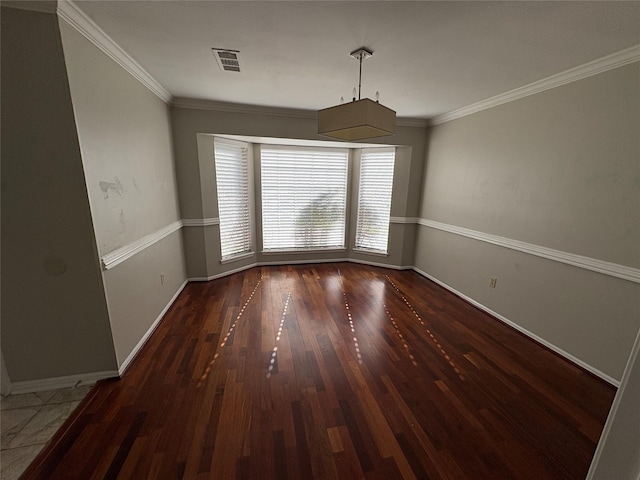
[1,1,639,479]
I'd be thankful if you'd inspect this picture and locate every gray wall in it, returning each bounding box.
[416,63,640,380]
[170,107,427,279]
[588,327,640,479]
[59,21,187,367]
[1,6,117,382]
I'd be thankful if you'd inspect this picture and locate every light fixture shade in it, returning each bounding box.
[317,98,396,141]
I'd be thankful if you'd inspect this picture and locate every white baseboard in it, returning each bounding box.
[9,370,119,395]
[188,262,260,282]
[188,257,413,282]
[191,262,620,388]
[118,279,189,376]
[6,260,411,395]
[412,267,621,387]
[7,262,618,394]
[4,281,195,394]
[347,258,413,270]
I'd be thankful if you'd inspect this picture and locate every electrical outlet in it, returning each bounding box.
[489,277,497,288]
[160,273,165,285]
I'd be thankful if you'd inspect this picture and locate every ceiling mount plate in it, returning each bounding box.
[350,47,373,61]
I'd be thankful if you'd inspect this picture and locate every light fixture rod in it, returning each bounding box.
[358,54,362,100]
[350,47,373,101]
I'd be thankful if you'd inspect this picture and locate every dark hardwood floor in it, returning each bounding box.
[23,263,615,479]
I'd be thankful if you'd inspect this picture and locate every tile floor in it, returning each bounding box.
[1,385,92,480]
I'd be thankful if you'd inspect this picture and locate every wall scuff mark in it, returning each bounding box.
[119,209,126,232]
[99,177,123,199]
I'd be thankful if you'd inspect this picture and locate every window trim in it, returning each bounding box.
[354,147,396,255]
[213,137,255,262]
[260,144,349,253]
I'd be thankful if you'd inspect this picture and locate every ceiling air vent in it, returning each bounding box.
[212,48,241,72]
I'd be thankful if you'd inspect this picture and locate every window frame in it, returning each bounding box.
[354,147,396,255]
[260,144,349,253]
[213,137,254,262]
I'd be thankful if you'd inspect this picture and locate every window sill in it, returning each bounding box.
[220,252,255,264]
[262,248,347,255]
[352,247,389,257]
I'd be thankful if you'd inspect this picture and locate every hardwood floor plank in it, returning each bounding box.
[290,399,314,479]
[326,426,344,453]
[338,398,375,473]
[380,374,464,480]
[104,411,148,479]
[22,263,616,479]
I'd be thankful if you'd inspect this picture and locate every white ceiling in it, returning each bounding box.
[73,1,640,119]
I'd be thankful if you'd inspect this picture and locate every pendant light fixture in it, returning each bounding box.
[317,47,396,141]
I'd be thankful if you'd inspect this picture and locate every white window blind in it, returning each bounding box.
[261,146,348,251]
[214,139,252,259]
[355,147,395,253]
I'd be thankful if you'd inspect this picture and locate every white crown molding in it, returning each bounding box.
[10,370,119,395]
[118,279,188,375]
[171,97,428,127]
[431,44,640,125]
[57,0,172,103]
[47,2,638,128]
[182,217,220,227]
[101,220,183,270]
[417,218,640,284]
[172,98,316,119]
[412,267,620,387]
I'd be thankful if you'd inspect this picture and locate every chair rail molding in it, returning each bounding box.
[417,218,640,284]
[101,220,183,270]
[101,216,640,283]
[182,218,220,227]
